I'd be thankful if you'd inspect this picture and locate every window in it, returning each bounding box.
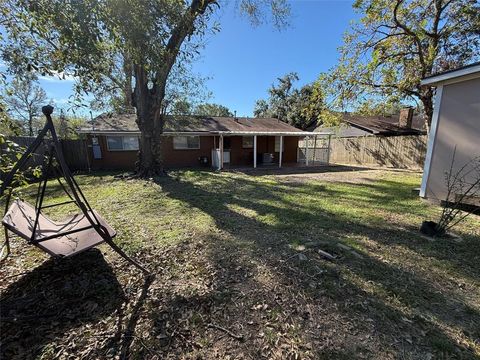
[173,136,200,150]
[122,136,139,150]
[242,136,253,148]
[275,136,284,152]
[106,136,139,151]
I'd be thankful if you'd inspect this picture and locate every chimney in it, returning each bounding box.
[399,107,414,128]
[234,110,238,122]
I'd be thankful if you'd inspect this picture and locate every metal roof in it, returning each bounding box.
[79,113,321,135]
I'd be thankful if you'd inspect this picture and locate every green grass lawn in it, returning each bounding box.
[1,168,479,359]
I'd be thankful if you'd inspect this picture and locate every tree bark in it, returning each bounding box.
[420,87,435,133]
[133,65,165,176]
[122,53,134,111]
[28,112,33,136]
[131,0,215,176]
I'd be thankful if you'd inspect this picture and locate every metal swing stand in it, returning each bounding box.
[0,105,150,275]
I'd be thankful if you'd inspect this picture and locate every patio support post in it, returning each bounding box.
[253,135,257,168]
[279,135,283,168]
[219,135,224,170]
[327,134,331,165]
[305,136,309,166]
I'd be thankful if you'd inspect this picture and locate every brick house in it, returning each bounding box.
[79,113,321,170]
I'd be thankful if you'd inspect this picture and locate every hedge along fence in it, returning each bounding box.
[328,135,428,170]
[2,136,90,172]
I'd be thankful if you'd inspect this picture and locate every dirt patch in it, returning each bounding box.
[273,166,421,185]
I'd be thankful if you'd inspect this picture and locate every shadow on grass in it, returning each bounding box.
[7,170,478,358]
[227,164,379,176]
[322,178,480,280]
[153,171,480,358]
[0,248,155,360]
[0,249,125,360]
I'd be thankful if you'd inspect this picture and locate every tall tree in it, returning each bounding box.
[194,103,233,117]
[254,72,299,121]
[3,76,47,136]
[325,0,480,131]
[355,98,412,117]
[254,73,327,129]
[1,0,289,175]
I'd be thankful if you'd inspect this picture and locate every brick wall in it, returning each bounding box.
[87,134,300,170]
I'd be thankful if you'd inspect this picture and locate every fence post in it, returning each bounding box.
[326,135,331,165]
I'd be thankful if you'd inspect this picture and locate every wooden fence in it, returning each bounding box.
[329,135,427,170]
[3,136,90,171]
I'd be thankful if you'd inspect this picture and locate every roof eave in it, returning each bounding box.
[345,121,381,135]
[421,63,480,86]
[78,130,333,136]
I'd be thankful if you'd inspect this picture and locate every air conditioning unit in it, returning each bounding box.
[262,153,274,164]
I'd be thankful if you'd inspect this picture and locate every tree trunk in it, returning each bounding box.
[131,0,215,176]
[133,65,165,176]
[122,53,134,111]
[420,87,434,133]
[136,111,165,176]
[28,113,33,136]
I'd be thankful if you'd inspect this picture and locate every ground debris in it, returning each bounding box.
[317,249,336,261]
[207,323,244,341]
[1,170,479,359]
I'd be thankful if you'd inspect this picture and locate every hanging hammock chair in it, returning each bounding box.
[0,105,148,274]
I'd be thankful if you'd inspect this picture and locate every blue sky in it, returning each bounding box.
[194,0,358,116]
[9,0,358,117]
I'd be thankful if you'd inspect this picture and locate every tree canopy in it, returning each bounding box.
[0,0,290,174]
[0,101,23,136]
[194,103,233,117]
[323,0,480,130]
[2,75,47,136]
[254,73,331,130]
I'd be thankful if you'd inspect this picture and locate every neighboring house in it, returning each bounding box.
[304,108,428,170]
[420,62,480,205]
[313,108,426,138]
[79,113,321,170]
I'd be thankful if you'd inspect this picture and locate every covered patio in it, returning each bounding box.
[212,131,333,170]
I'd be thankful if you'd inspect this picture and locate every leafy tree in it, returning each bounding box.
[254,73,328,129]
[253,99,269,118]
[325,0,480,130]
[1,0,289,175]
[254,72,298,121]
[0,97,22,136]
[355,98,410,117]
[52,110,87,140]
[194,103,233,117]
[90,55,210,115]
[169,98,193,116]
[3,75,47,136]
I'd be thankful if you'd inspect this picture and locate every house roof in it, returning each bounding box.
[315,124,372,138]
[343,113,425,135]
[421,61,480,86]
[312,112,425,137]
[79,113,330,136]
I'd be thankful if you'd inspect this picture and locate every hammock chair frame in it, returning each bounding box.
[0,105,149,274]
